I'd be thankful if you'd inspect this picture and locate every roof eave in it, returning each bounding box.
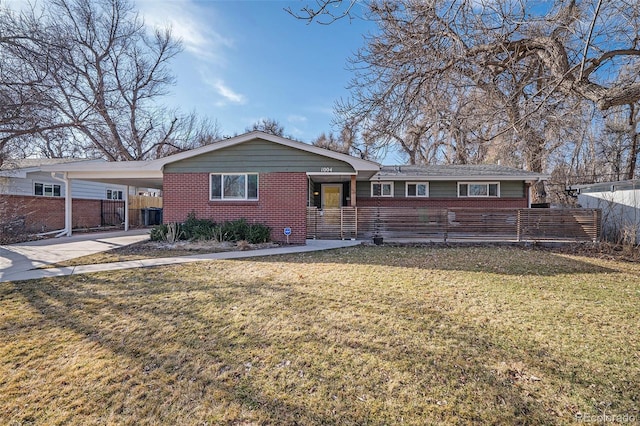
[371,174,550,181]
[151,131,381,172]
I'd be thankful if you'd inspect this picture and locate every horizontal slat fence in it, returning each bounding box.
[306,207,601,242]
[517,208,601,242]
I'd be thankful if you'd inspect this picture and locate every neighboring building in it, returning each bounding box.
[0,159,128,200]
[568,180,640,244]
[37,132,551,244]
[0,159,129,235]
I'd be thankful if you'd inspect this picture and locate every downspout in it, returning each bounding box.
[51,172,72,237]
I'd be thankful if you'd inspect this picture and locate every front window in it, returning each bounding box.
[210,173,258,200]
[406,182,429,197]
[371,182,393,197]
[34,182,61,197]
[458,182,500,197]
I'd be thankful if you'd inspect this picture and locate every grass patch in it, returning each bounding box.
[2,246,639,424]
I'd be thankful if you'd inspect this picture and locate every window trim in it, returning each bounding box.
[405,182,429,197]
[457,182,500,198]
[210,173,259,201]
[34,182,61,197]
[371,181,394,197]
[106,189,124,200]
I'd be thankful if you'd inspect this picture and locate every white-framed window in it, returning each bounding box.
[210,173,258,201]
[371,181,394,197]
[458,182,500,197]
[406,182,429,197]
[106,189,124,200]
[34,182,61,197]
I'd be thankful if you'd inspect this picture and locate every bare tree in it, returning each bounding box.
[599,104,640,181]
[246,118,285,137]
[286,0,360,24]
[1,0,215,162]
[292,0,640,113]
[292,0,640,200]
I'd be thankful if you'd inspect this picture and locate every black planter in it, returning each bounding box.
[373,236,384,245]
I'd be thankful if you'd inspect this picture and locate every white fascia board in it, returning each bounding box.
[370,174,550,181]
[306,172,357,176]
[151,131,381,172]
[40,160,158,173]
[0,169,28,178]
[64,169,163,180]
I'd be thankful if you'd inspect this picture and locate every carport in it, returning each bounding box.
[41,160,163,237]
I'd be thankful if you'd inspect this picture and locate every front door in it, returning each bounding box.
[322,184,342,209]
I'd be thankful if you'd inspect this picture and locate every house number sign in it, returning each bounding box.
[320,167,333,172]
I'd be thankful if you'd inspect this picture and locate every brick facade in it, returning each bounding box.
[356,197,528,209]
[0,194,107,235]
[163,172,308,244]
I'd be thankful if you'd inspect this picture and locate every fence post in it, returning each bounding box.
[340,207,344,240]
[355,207,358,240]
[517,209,522,242]
[443,208,448,243]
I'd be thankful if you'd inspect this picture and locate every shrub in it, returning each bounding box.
[150,215,271,244]
[150,224,169,241]
[182,212,217,241]
[150,223,184,243]
[246,223,271,244]
[164,222,184,243]
[220,218,249,242]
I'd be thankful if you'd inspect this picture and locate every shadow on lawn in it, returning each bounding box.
[9,267,633,424]
[254,244,617,276]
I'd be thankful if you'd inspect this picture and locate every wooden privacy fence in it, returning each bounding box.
[128,195,163,227]
[306,207,601,242]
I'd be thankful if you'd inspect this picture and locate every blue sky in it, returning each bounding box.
[136,0,376,141]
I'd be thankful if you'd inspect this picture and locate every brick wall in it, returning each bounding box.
[356,197,528,209]
[163,172,308,244]
[0,194,104,234]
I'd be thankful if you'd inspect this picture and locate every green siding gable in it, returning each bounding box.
[164,139,355,173]
[357,180,525,198]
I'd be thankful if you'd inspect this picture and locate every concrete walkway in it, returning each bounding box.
[0,231,361,282]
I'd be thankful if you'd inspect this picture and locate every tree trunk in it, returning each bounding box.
[626,103,639,180]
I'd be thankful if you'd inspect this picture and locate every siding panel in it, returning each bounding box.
[1,172,128,200]
[500,181,525,198]
[165,139,355,173]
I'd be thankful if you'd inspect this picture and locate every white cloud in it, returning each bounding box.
[287,114,308,123]
[212,80,247,105]
[197,67,246,106]
[136,0,232,63]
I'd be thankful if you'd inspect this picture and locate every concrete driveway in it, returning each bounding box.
[0,229,150,282]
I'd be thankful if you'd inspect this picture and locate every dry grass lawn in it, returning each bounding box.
[1,246,639,425]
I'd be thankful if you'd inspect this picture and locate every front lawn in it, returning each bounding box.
[1,246,638,425]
